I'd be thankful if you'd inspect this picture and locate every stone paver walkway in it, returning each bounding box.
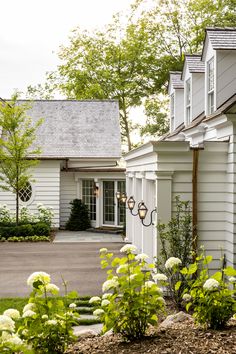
[54,230,124,243]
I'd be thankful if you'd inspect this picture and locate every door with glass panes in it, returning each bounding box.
[103,181,125,226]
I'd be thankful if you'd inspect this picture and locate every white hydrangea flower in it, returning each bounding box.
[129,273,138,281]
[152,273,168,282]
[69,303,77,309]
[99,248,108,254]
[0,315,15,331]
[102,278,119,292]
[23,303,36,313]
[101,299,110,307]
[45,283,60,294]
[7,335,23,345]
[22,329,28,336]
[3,308,20,320]
[89,296,101,304]
[22,310,36,318]
[182,293,192,302]
[165,257,182,270]
[27,271,51,287]
[143,280,156,288]
[1,331,12,342]
[229,276,236,283]
[116,264,128,274]
[203,278,220,290]
[102,293,112,299]
[120,244,137,254]
[93,309,104,317]
[135,253,149,262]
[42,314,48,320]
[46,319,57,325]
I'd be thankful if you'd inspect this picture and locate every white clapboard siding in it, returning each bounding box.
[192,73,205,120]
[0,160,61,228]
[175,90,184,129]
[217,50,236,108]
[60,172,77,227]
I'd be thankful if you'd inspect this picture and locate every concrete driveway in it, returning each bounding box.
[0,242,124,297]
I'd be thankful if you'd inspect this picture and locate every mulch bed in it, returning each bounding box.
[67,320,236,354]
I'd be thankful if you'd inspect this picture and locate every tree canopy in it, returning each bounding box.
[28,0,236,148]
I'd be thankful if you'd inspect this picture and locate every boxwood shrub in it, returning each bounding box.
[0,222,50,239]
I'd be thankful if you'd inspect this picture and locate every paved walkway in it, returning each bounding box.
[0,240,124,298]
[54,230,124,243]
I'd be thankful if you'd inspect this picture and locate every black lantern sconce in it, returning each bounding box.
[138,201,157,227]
[115,193,156,226]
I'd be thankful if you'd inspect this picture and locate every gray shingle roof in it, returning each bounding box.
[207,28,236,49]
[185,55,205,73]
[20,100,121,159]
[169,71,184,89]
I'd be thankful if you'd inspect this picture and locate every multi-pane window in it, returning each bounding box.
[207,58,214,114]
[117,181,126,225]
[186,79,191,124]
[103,181,115,224]
[19,182,32,202]
[170,93,174,130]
[82,180,96,221]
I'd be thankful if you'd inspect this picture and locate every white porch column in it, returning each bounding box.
[125,172,134,243]
[155,171,173,257]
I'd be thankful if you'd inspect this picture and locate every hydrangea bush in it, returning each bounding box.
[181,253,236,329]
[0,203,54,227]
[95,245,165,340]
[0,271,79,353]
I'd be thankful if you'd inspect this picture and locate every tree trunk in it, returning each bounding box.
[16,191,19,226]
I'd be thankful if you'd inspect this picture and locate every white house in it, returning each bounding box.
[125,28,236,269]
[0,100,126,229]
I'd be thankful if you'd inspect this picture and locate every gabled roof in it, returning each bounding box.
[168,72,184,93]
[184,55,205,73]
[202,28,236,57]
[19,100,121,159]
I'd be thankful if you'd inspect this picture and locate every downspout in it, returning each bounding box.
[192,148,199,262]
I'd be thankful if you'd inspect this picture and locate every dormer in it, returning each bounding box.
[168,72,184,132]
[182,55,205,126]
[202,28,236,116]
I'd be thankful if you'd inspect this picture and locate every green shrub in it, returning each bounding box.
[0,222,50,238]
[94,245,165,340]
[156,196,192,309]
[66,199,91,231]
[181,252,236,329]
[0,272,78,353]
[32,222,50,236]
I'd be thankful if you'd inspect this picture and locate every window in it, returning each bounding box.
[82,180,96,221]
[185,79,191,124]
[207,58,214,114]
[117,181,126,225]
[19,182,32,202]
[170,93,174,130]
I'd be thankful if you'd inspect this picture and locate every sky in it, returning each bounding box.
[0,0,134,99]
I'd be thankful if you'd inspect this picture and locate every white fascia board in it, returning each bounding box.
[152,141,190,152]
[203,141,228,152]
[125,141,156,161]
[205,114,228,129]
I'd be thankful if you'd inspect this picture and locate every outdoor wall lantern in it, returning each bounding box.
[116,192,127,204]
[93,183,99,197]
[127,196,141,216]
[138,201,157,227]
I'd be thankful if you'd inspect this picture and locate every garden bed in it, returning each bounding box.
[67,319,236,354]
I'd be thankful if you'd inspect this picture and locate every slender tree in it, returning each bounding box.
[0,95,43,224]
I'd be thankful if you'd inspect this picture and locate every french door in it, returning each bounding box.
[103,180,125,226]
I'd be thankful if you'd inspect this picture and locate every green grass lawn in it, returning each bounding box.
[0,297,28,314]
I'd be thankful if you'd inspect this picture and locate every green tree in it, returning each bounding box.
[140,95,169,138]
[0,95,42,225]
